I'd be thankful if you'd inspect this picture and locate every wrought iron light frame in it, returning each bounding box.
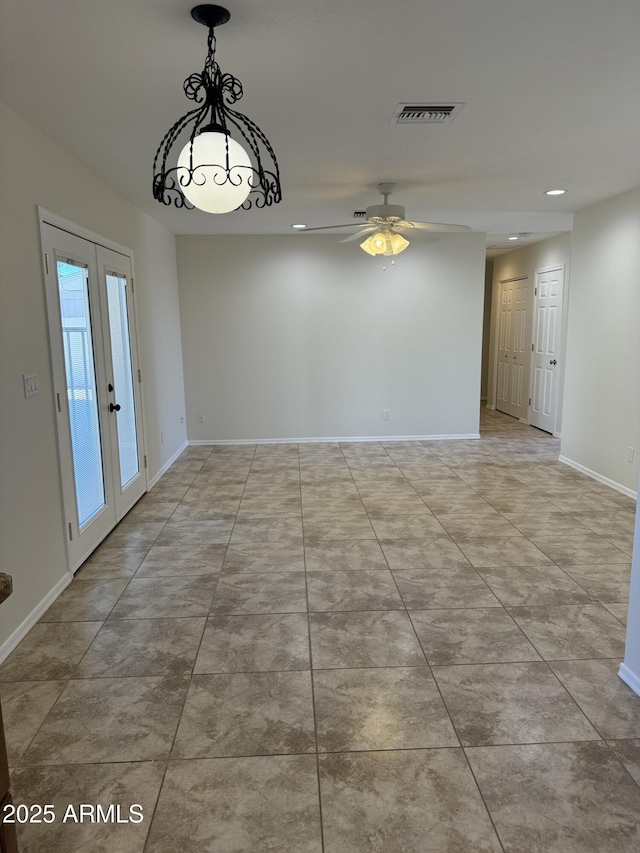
[153,4,281,212]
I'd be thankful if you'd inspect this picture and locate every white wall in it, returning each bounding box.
[488,233,572,432]
[177,233,487,441]
[0,103,186,653]
[561,188,640,496]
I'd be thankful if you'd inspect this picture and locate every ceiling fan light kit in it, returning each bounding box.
[153,5,281,214]
[360,230,410,256]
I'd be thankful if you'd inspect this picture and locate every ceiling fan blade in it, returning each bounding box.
[402,221,472,233]
[299,223,366,232]
[340,227,375,243]
[401,230,439,243]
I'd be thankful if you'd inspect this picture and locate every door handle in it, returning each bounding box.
[549,359,557,365]
[109,403,121,412]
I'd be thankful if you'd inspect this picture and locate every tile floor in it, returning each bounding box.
[2,407,640,851]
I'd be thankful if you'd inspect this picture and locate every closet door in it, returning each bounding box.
[42,224,146,571]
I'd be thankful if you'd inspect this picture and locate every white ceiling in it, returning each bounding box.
[1,0,639,254]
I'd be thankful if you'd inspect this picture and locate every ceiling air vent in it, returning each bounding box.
[351,210,367,219]
[391,103,464,124]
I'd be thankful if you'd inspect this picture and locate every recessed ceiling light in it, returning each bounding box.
[291,223,307,229]
[508,235,519,241]
[544,189,567,196]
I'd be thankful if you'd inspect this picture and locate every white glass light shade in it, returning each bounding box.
[360,230,410,256]
[177,131,252,213]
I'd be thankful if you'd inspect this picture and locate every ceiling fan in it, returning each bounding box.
[300,183,471,255]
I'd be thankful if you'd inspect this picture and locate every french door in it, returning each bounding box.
[41,222,146,571]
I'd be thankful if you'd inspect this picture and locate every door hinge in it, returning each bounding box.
[144,455,148,469]
[68,523,73,541]
[529,398,532,406]
[531,344,534,351]
[131,277,135,293]
[45,253,50,274]
[138,369,142,383]
[56,392,62,412]
[534,287,537,295]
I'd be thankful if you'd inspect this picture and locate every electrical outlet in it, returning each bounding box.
[383,409,390,420]
[628,447,635,463]
[196,413,205,424]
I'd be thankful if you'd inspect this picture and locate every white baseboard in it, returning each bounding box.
[148,441,189,489]
[618,663,640,697]
[558,455,638,500]
[485,404,496,411]
[519,417,529,425]
[0,572,73,664]
[189,433,481,446]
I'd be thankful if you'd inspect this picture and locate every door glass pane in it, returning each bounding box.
[57,260,106,527]
[106,273,139,488]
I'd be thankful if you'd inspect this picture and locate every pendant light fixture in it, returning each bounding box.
[360,230,410,256]
[153,5,281,213]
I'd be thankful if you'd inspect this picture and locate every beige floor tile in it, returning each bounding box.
[0,622,102,681]
[476,563,592,606]
[75,617,206,678]
[563,563,631,602]
[531,533,631,565]
[508,604,627,659]
[145,755,322,853]
[154,518,234,545]
[309,611,426,668]
[222,542,305,573]
[230,516,304,544]
[466,741,640,852]
[393,567,501,609]
[603,602,628,625]
[211,572,307,614]
[77,545,149,579]
[410,608,541,665]
[437,513,523,538]
[172,671,315,758]
[319,749,502,853]
[303,517,375,541]
[433,662,598,745]
[607,739,640,786]
[456,536,553,568]
[549,658,640,739]
[0,680,66,765]
[12,762,165,853]
[109,576,217,619]
[20,676,188,764]
[307,570,403,612]
[313,667,457,751]
[123,498,178,523]
[135,544,226,577]
[369,514,445,539]
[101,521,165,550]
[304,540,388,571]
[39,578,128,622]
[194,614,310,672]
[380,537,470,570]
[501,512,591,537]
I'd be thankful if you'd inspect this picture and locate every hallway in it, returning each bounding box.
[2,408,639,851]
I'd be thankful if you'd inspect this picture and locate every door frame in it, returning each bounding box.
[37,207,148,574]
[529,263,567,437]
[491,276,529,421]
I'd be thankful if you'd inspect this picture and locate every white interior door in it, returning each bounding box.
[530,266,564,433]
[42,223,146,571]
[496,278,529,419]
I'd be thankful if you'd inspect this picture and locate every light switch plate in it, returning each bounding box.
[23,372,39,397]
